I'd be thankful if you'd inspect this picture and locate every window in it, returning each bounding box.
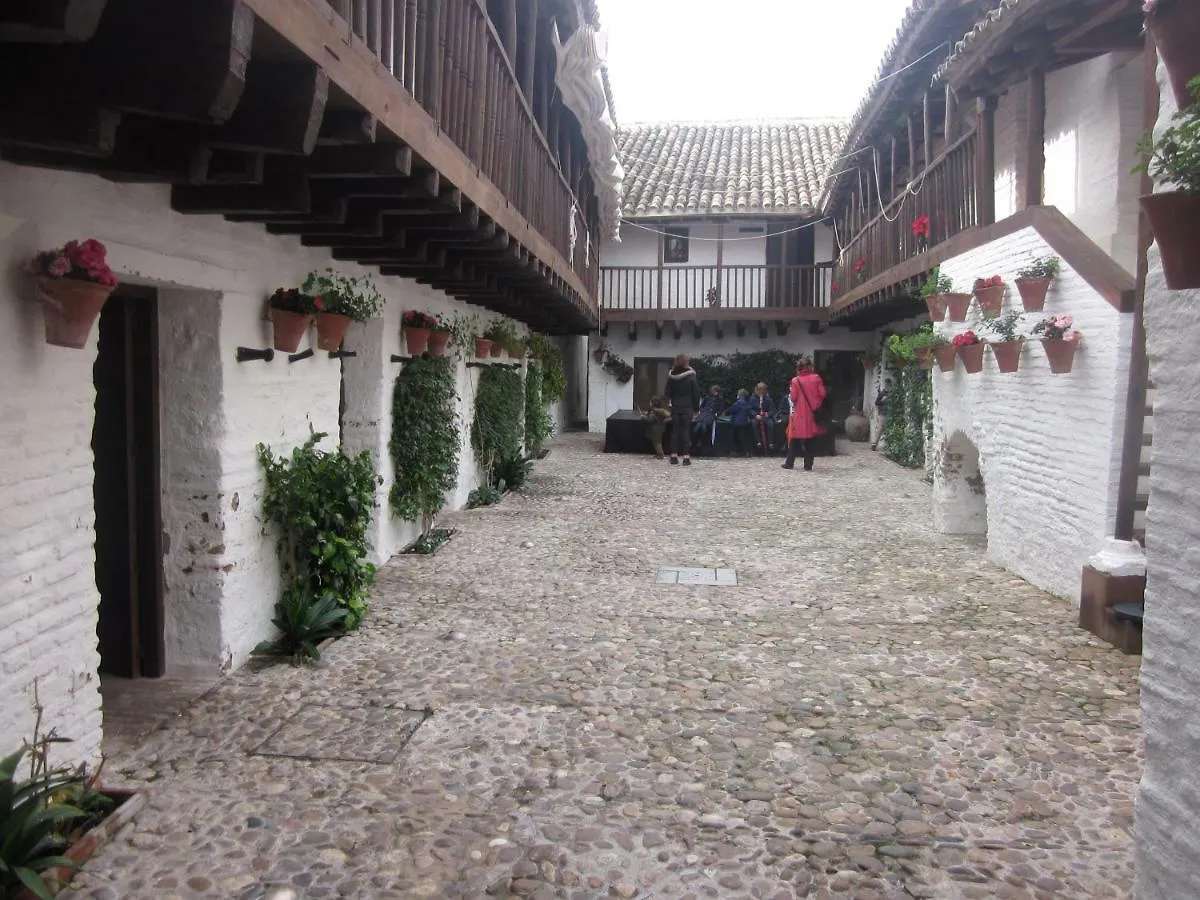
[663,227,689,264]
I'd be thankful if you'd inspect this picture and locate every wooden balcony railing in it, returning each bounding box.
[324,0,592,290]
[600,264,835,312]
[832,130,978,299]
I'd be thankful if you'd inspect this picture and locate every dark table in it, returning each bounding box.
[604,410,835,457]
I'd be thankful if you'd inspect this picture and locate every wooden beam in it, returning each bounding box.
[1020,71,1045,209]
[0,103,119,155]
[888,137,896,201]
[922,91,932,169]
[305,143,412,177]
[976,96,997,226]
[316,109,376,144]
[209,60,328,155]
[171,158,309,214]
[906,114,916,182]
[0,0,107,42]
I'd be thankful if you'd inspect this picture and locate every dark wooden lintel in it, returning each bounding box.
[0,0,107,43]
[209,59,328,155]
[317,109,376,144]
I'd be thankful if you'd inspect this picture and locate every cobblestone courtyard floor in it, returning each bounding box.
[67,435,1142,900]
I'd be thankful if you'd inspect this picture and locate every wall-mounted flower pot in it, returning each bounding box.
[944,292,972,322]
[974,283,1006,317]
[1142,192,1200,290]
[270,308,309,352]
[592,348,606,363]
[1043,338,1079,374]
[36,277,114,349]
[489,341,503,358]
[1015,276,1052,312]
[405,326,431,356]
[506,346,523,360]
[958,343,985,374]
[934,345,957,372]
[989,340,1023,373]
[474,337,493,358]
[1147,9,1200,110]
[427,330,451,357]
[924,293,946,320]
[315,312,352,351]
[914,347,934,370]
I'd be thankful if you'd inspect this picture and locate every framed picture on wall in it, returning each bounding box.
[663,227,689,264]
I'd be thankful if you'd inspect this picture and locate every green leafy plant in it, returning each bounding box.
[473,367,524,476]
[984,310,1024,342]
[885,366,932,469]
[1017,256,1061,279]
[1136,77,1200,193]
[921,267,953,297]
[526,334,567,402]
[602,352,633,383]
[492,453,534,492]
[301,268,384,322]
[524,361,554,457]
[271,584,348,661]
[269,288,321,316]
[466,484,503,508]
[403,527,454,555]
[258,434,377,635]
[483,318,518,348]
[691,350,794,402]
[448,312,481,356]
[389,355,459,526]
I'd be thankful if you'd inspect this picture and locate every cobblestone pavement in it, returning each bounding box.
[66,435,1142,900]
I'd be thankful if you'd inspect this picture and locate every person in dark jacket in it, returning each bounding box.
[644,395,670,459]
[749,382,776,453]
[724,388,756,456]
[663,354,700,466]
[693,385,723,451]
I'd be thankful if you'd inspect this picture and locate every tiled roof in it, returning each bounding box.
[933,0,1024,84]
[617,120,849,218]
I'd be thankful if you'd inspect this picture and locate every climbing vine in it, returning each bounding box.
[473,366,524,472]
[527,333,566,402]
[692,350,795,398]
[525,361,554,457]
[258,434,377,632]
[389,354,459,524]
[884,365,932,469]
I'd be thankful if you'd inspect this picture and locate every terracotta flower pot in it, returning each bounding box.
[428,329,451,357]
[944,292,972,322]
[474,337,493,358]
[36,277,114,349]
[924,293,946,320]
[989,340,1023,373]
[405,326,431,356]
[934,345,957,372]
[592,349,606,363]
[1015,276,1052,312]
[270,308,310,353]
[489,341,503,358]
[861,359,876,370]
[506,345,524,360]
[914,347,934,370]
[957,343,985,374]
[1044,338,1079,374]
[1147,9,1200,110]
[1142,192,1200,290]
[974,283,1005,317]
[315,312,352,351]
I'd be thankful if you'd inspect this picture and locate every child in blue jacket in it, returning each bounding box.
[724,388,756,457]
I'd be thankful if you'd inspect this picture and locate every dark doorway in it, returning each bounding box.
[766,221,816,307]
[92,287,164,678]
[814,350,865,435]
[633,357,674,411]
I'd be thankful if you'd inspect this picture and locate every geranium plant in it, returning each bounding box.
[270,288,322,316]
[973,275,1004,291]
[1017,256,1062,279]
[854,257,868,282]
[1032,314,1082,342]
[920,267,952,297]
[952,330,981,347]
[430,314,451,332]
[402,310,439,330]
[301,268,383,322]
[26,238,118,286]
[911,214,931,251]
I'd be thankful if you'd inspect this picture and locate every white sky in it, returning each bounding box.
[600,0,915,123]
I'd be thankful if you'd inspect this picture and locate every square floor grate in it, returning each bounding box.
[655,566,739,586]
[252,705,426,764]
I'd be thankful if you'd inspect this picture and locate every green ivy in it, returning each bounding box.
[691,350,795,399]
[257,434,377,633]
[473,366,524,472]
[524,361,554,457]
[884,366,932,469]
[389,355,459,524]
[527,333,567,402]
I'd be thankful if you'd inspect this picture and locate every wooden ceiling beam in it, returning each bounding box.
[0,0,107,43]
[207,59,328,155]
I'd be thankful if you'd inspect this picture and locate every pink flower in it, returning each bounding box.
[1056,314,1073,328]
[1065,330,1082,342]
[48,255,71,276]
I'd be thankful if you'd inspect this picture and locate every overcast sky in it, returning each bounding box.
[600,0,915,123]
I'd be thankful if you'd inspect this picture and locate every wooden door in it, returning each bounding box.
[633,357,673,411]
[92,289,164,678]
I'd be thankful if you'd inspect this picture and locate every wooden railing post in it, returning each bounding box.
[1020,71,1045,210]
[976,96,997,226]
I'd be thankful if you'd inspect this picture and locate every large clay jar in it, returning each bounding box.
[844,407,870,442]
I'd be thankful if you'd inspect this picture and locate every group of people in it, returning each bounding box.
[645,354,827,471]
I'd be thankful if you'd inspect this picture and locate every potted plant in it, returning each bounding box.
[884,332,915,368]
[592,341,609,364]
[427,315,452,358]
[973,275,1006,318]
[602,352,634,383]
[483,319,516,359]
[920,267,950,320]
[933,334,957,372]
[1032,314,1082,374]
[25,239,119,349]
[504,336,525,361]
[1138,78,1200,289]
[909,324,942,370]
[953,330,984,374]
[857,349,878,369]
[402,310,439,356]
[706,285,721,307]
[302,268,384,350]
[1144,0,1200,111]
[1014,256,1061,311]
[268,288,319,352]
[911,214,931,253]
[983,310,1024,373]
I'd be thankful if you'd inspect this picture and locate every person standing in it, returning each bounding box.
[664,354,700,466]
[783,357,827,471]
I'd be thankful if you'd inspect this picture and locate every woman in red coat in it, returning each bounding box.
[783,357,827,471]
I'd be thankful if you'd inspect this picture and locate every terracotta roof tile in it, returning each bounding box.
[617,120,848,218]
[933,0,1024,85]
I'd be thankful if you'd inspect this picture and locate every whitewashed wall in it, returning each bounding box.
[931,227,1131,601]
[1136,60,1200,900]
[588,325,873,428]
[0,161,542,763]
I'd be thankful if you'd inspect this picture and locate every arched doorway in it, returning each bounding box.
[934,431,987,535]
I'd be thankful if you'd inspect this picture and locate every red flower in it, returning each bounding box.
[853,257,867,274]
[952,330,980,347]
[974,275,1004,289]
[911,215,931,239]
[831,281,839,293]
[314,296,325,311]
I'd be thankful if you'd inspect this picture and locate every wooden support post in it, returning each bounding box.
[976,96,997,226]
[922,91,932,167]
[1020,70,1045,209]
[889,137,896,200]
[907,114,916,179]
[944,84,957,142]
[501,0,518,64]
[517,0,537,104]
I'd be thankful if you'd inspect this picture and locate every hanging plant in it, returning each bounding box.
[603,352,634,383]
[1015,256,1061,311]
[525,360,554,457]
[483,318,517,359]
[473,366,524,475]
[884,366,932,469]
[302,268,384,350]
[26,238,119,349]
[389,355,459,525]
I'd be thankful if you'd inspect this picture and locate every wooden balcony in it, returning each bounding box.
[600,264,833,333]
[0,0,602,332]
[828,129,979,329]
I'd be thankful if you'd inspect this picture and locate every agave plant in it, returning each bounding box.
[272,585,348,662]
[0,749,88,900]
